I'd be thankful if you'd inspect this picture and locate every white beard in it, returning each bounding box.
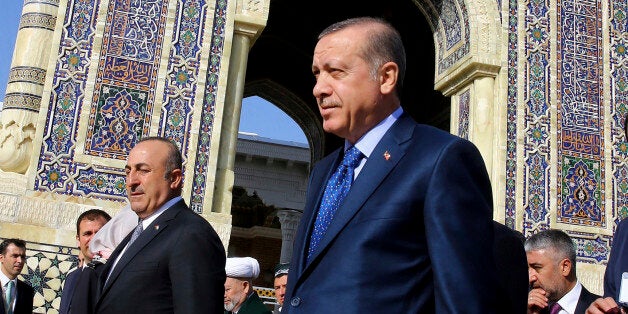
[224,291,245,312]
[224,300,237,312]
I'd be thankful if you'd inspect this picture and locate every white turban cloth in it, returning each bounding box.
[225,257,260,279]
[89,204,137,259]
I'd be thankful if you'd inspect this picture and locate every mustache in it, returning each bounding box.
[318,99,339,108]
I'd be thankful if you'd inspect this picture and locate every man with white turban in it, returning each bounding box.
[224,257,272,314]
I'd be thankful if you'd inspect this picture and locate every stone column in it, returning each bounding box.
[276,209,302,263]
[213,31,251,214]
[470,76,495,176]
[212,0,268,214]
[0,0,59,173]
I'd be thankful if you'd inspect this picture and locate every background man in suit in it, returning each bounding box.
[223,257,271,314]
[60,209,111,314]
[586,218,628,314]
[526,229,599,314]
[95,136,226,313]
[284,17,498,313]
[272,263,288,314]
[0,238,34,314]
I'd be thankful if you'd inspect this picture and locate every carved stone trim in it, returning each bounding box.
[434,61,501,96]
[8,67,47,85]
[19,13,57,31]
[2,93,42,112]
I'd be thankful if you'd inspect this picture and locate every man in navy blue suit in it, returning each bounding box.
[284,17,498,313]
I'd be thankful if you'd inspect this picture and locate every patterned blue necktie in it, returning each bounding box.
[307,146,363,263]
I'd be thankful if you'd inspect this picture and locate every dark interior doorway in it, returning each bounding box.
[245,0,450,157]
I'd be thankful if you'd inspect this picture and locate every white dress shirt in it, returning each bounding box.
[349,106,403,179]
[554,281,583,314]
[107,196,183,280]
[0,271,17,312]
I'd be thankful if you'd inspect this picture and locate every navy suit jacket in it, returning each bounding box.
[95,200,226,313]
[284,114,498,313]
[0,279,34,314]
[604,218,628,300]
[59,267,81,314]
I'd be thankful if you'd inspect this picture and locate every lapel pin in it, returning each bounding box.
[383,151,391,161]
[154,225,159,230]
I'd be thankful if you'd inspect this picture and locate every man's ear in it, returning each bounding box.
[379,61,399,95]
[559,258,572,276]
[169,169,183,188]
[242,280,252,293]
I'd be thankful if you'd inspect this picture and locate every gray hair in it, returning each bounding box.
[318,17,406,90]
[525,229,577,275]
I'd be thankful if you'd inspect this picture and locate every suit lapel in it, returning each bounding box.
[100,202,182,295]
[301,114,415,272]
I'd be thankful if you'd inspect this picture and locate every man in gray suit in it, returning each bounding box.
[95,136,226,313]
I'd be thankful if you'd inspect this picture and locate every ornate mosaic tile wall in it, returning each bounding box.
[509,0,626,265]
[504,0,519,229]
[189,0,227,212]
[417,0,471,75]
[35,0,227,212]
[609,0,628,225]
[522,0,552,234]
[556,0,605,228]
[458,89,470,139]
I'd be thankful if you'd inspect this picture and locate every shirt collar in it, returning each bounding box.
[556,281,582,314]
[0,270,15,288]
[346,106,403,157]
[140,196,182,228]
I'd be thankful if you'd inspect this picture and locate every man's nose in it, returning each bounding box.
[528,269,537,283]
[127,171,139,186]
[313,76,331,99]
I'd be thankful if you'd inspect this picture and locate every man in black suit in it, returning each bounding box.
[0,238,34,314]
[526,229,599,314]
[95,136,226,313]
[60,209,111,314]
[493,221,529,314]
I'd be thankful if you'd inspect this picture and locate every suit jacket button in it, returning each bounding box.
[290,297,301,307]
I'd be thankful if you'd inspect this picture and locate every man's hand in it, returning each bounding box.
[586,297,624,314]
[528,288,549,314]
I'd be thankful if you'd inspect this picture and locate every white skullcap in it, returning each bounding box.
[225,257,260,279]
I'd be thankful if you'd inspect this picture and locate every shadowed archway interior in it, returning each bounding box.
[244,0,450,160]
